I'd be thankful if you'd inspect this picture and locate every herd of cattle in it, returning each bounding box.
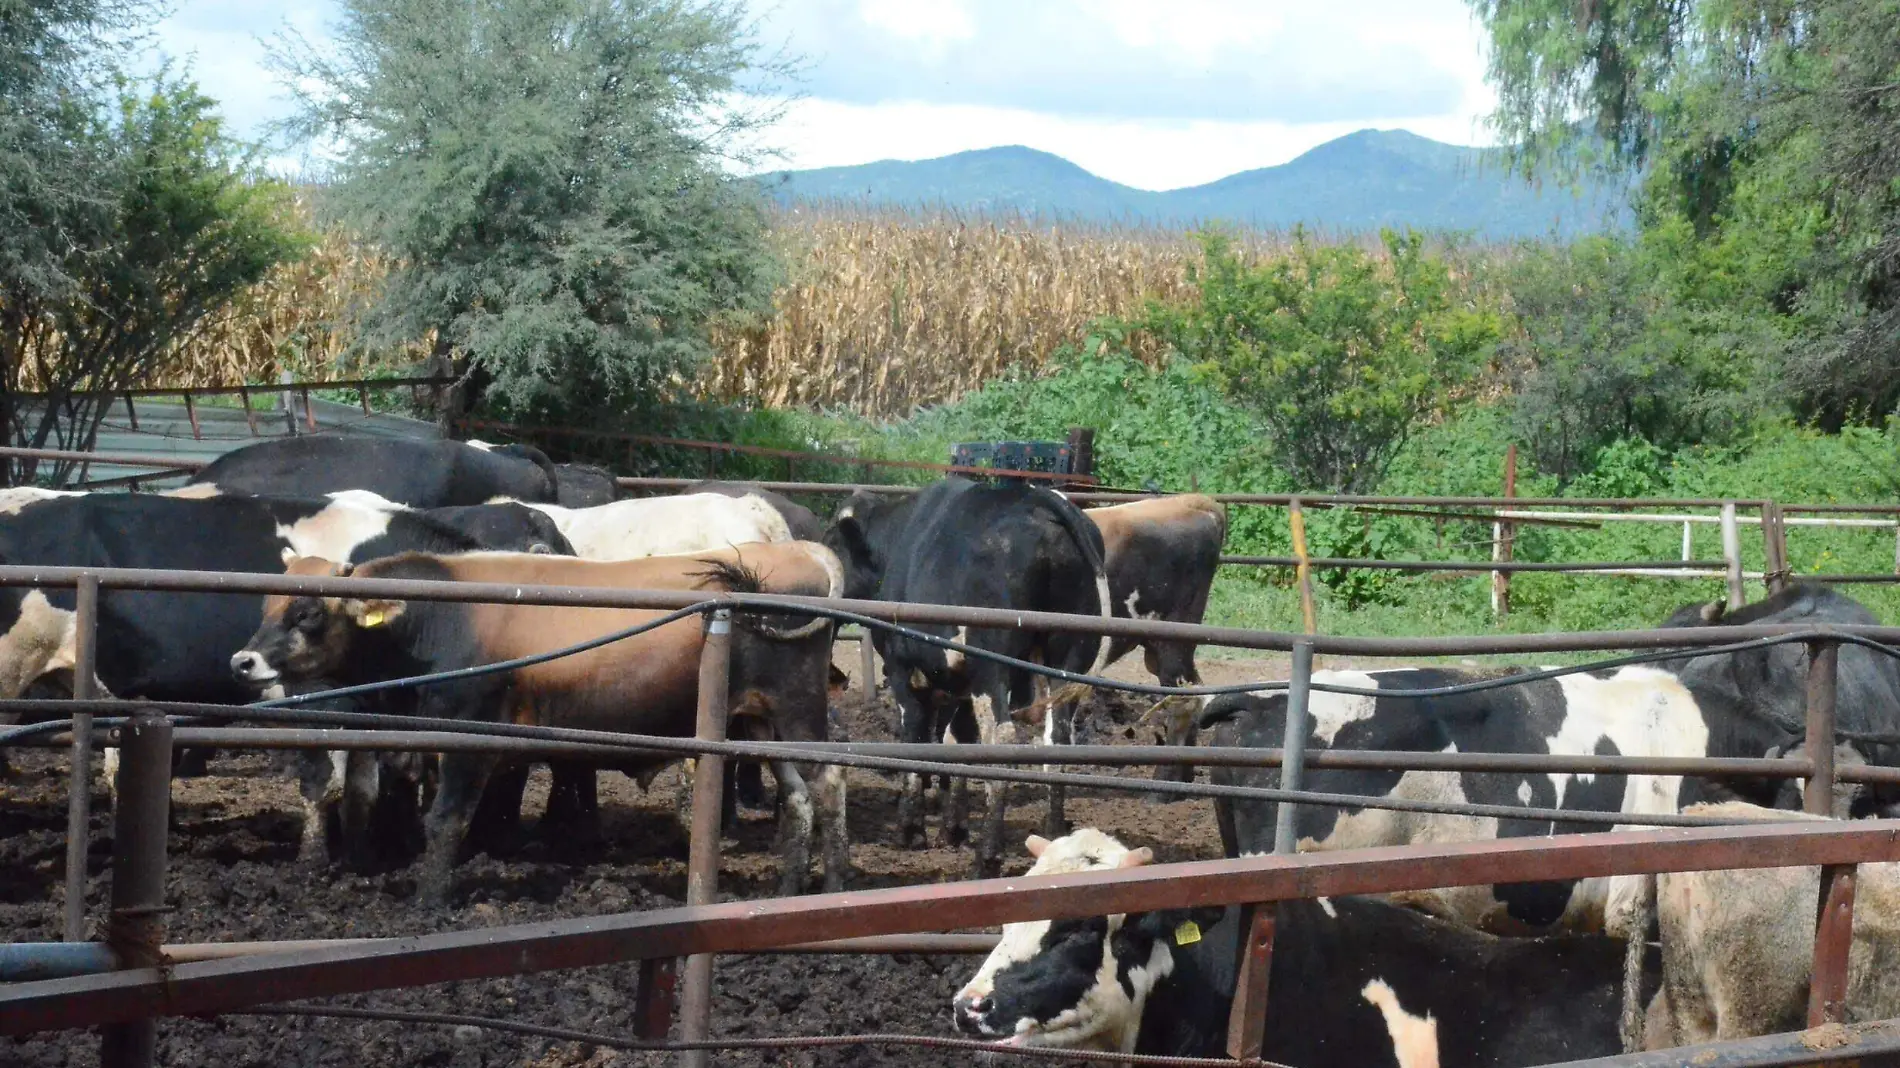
[4,434,1900,1064]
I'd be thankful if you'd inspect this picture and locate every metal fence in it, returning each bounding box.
[0,561,1898,1066]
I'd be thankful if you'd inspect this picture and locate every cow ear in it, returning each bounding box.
[343,598,403,628]
[1024,834,1051,858]
[1117,847,1155,869]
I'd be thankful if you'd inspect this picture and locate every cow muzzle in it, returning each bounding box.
[230,650,279,685]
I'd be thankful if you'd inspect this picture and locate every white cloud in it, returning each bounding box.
[145,0,1499,189]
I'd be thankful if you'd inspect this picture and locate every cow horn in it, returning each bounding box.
[742,613,832,641]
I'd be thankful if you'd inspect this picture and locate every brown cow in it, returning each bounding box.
[1074,495,1226,783]
[232,542,846,903]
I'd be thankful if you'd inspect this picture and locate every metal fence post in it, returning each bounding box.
[1288,500,1317,637]
[635,956,679,1041]
[679,608,731,1068]
[1720,502,1745,610]
[859,631,879,695]
[100,709,171,1068]
[62,573,100,943]
[1228,638,1314,1060]
[1492,444,1517,619]
[1804,638,1855,1027]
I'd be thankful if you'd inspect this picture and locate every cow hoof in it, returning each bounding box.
[821,871,847,895]
[941,825,970,849]
[899,826,926,849]
[972,855,1002,880]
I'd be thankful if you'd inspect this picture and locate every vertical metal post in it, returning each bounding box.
[679,609,731,1068]
[1803,636,1855,1027]
[100,710,171,1068]
[1806,640,1839,817]
[1492,444,1517,619]
[1228,639,1314,1060]
[62,573,100,943]
[1288,500,1317,637]
[1720,502,1745,611]
[1681,520,1692,563]
[278,370,297,436]
[635,955,680,1040]
[1272,639,1316,854]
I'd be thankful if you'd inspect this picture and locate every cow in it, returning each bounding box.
[231,541,848,902]
[686,480,825,541]
[0,491,570,861]
[824,477,1110,875]
[1643,801,1900,1049]
[951,829,1644,1064]
[1072,494,1225,785]
[186,436,561,506]
[464,439,618,507]
[512,494,793,561]
[1193,584,1900,941]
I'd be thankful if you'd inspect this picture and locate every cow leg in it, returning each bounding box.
[469,761,529,853]
[543,762,600,842]
[889,674,934,848]
[1150,654,1203,792]
[418,752,494,906]
[817,762,849,894]
[735,760,771,814]
[943,701,977,848]
[295,750,347,868]
[772,759,814,895]
[974,684,1011,879]
[340,751,384,873]
[1033,673,1071,841]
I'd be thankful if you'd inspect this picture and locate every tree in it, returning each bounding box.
[1140,230,1496,493]
[269,0,784,417]
[3,76,302,483]
[1469,0,1900,426]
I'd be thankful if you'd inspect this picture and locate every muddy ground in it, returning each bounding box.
[0,651,1285,1067]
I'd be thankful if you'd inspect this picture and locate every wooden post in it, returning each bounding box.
[1762,502,1791,596]
[61,574,99,943]
[1289,500,1317,637]
[679,609,731,1068]
[1492,444,1517,619]
[278,371,297,436]
[182,394,201,441]
[1720,502,1745,610]
[859,631,878,695]
[122,394,138,432]
[238,387,258,436]
[634,956,679,1040]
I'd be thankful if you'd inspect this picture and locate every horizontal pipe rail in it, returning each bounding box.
[0,563,1895,657]
[4,820,1897,1036]
[94,727,1866,783]
[1220,556,1734,573]
[11,376,454,402]
[1543,1017,1900,1067]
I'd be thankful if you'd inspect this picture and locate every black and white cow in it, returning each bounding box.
[686,480,826,541]
[825,477,1111,873]
[1196,584,1900,938]
[186,435,562,506]
[952,829,1644,1064]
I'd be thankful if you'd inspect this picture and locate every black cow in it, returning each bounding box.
[687,480,825,541]
[1195,583,1900,939]
[824,477,1110,874]
[187,436,560,505]
[952,829,1646,1065]
[549,461,619,507]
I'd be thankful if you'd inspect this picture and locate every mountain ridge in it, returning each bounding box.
[759,129,1628,238]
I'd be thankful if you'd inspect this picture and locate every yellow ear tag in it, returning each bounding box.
[359,609,386,628]
[1173,920,1202,946]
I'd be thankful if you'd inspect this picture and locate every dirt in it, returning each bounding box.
[0,651,1272,1067]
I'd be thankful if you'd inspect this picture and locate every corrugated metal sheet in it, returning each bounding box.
[25,395,442,488]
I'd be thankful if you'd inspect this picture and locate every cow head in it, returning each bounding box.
[951,829,1215,1053]
[231,556,406,688]
[823,490,904,601]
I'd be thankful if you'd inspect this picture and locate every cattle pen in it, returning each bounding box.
[1,555,1900,1068]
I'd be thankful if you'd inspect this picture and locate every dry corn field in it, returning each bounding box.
[148,205,1312,414]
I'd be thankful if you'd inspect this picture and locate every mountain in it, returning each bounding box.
[758,130,1629,239]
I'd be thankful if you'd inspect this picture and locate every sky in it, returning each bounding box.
[150,0,1499,191]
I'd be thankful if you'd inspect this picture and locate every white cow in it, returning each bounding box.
[1644,801,1900,1049]
[0,487,85,515]
[506,493,792,561]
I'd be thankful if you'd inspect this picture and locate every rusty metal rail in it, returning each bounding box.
[6,820,1898,1035]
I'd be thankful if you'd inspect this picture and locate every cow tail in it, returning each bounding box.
[1034,486,1112,676]
[1618,873,1656,1053]
[518,444,561,502]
